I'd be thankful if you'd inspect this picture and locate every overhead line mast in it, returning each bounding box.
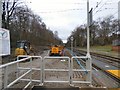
[87,0,90,57]
[118,1,120,33]
[0,0,2,28]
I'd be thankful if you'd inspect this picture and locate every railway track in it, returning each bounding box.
[91,52,120,63]
[70,57,103,87]
[71,48,120,85]
[91,52,119,68]
[92,64,120,83]
[73,48,120,68]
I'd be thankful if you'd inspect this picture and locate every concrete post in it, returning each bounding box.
[0,0,2,28]
[71,37,73,55]
[118,1,120,33]
[0,57,2,90]
[86,0,90,57]
[118,1,120,20]
[86,0,92,85]
[0,1,3,89]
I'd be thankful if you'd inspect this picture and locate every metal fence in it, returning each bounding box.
[43,56,71,84]
[0,55,92,89]
[17,56,43,86]
[71,56,92,84]
[0,56,31,89]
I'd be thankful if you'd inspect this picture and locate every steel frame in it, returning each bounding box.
[0,56,31,88]
[0,55,92,89]
[43,56,71,84]
[17,56,43,86]
[71,56,92,84]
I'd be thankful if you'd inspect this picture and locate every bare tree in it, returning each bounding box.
[67,15,118,47]
[2,0,22,29]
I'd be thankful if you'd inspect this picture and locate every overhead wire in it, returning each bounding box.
[33,2,86,14]
[111,9,120,16]
[82,0,105,25]
[93,0,111,16]
[23,0,118,24]
[37,8,84,13]
[81,0,115,25]
[93,0,103,11]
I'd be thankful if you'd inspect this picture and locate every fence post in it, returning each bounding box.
[4,66,8,88]
[30,57,32,84]
[86,57,92,85]
[16,57,19,79]
[0,56,3,89]
[41,57,43,85]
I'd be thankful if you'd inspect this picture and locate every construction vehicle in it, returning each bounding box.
[49,45,64,56]
[58,45,64,56]
[15,40,33,56]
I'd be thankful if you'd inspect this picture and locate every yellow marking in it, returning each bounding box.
[108,88,120,90]
[107,70,120,78]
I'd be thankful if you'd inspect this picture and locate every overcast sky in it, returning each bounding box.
[25,0,119,43]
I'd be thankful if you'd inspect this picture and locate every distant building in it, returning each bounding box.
[112,39,120,52]
[112,39,120,46]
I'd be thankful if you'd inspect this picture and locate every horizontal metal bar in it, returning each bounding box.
[7,70,31,88]
[44,69,69,71]
[44,56,70,59]
[72,81,91,83]
[30,56,42,58]
[17,55,30,58]
[44,81,69,83]
[72,56,88,59]
[72,69,91,71]
[20,79,41,83]
[18,67,41,71]
[0,57,31,68]
[18,55,42,59]
[23,82,31,90]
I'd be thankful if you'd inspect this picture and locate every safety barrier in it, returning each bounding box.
[43,56,71,84]
[0,56,31,89]
[17,56,43,86]
[71,56,92,84]
[0,55,92,89]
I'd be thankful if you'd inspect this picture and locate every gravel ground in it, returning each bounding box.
[3,50,78,89]
[2,49,109,89]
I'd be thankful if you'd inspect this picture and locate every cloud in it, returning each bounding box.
[26,0,118,41]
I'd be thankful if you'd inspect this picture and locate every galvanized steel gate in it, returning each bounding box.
[0,55,92,89]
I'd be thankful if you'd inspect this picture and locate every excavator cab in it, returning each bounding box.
[49,45,64,56]
[15,40,30,56]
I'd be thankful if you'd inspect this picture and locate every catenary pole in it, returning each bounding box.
[87,0,90,57]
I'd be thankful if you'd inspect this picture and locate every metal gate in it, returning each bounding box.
[0,55,92,89]
[43,56,71,84]
[17,56,43,85]
[71,56,92,84]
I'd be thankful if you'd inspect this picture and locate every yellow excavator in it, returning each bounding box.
[49,45,64,56]
[15,40,34,57]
